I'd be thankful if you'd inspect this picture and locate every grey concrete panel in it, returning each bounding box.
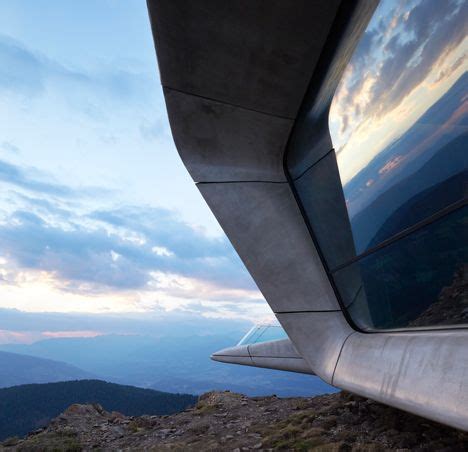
[147,0,341,118]
[210,355,253,367]
[250,357,313,375]
[334,331,468,431]
[197,182,340,312]
[248,339,302,360]
[164,88,292,182]
[211,339,313,374]
[149,0,468,432]
[277,311,354,383]
[287,116,333,179]
[211,344,250,358]
[293,152,357,269]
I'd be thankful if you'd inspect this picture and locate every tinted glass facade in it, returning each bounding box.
[288,0,467,331]
[327,0,468,330]
[237,325,288,346]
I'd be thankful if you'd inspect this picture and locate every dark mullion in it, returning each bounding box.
[331,197,467,274]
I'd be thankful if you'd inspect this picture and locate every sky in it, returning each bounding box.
[0,0,273,343]
[330,0,467,186]
[1,0,465,344]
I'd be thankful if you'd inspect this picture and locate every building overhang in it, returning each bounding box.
[147,0,468,430]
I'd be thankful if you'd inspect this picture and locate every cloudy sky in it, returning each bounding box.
[1,0,466,344]
[330,0,467,186]
[0,0,272,343]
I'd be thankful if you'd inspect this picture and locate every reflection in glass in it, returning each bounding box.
[323,0,468,330]
[330,0,467,253]
[334,207,467,330]
[237,325,288,346]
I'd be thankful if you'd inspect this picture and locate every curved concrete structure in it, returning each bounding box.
[213,339,313,375]
[147,0,468,430]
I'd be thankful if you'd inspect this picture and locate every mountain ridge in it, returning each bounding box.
[0,379,197,441]
[2,390,467,450]
[0,351,95,388]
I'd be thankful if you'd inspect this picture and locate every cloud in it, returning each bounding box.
[0,159,75,197]
[0,35,46,95]
[334,0,466,134]
[0,158,112,199]
[330,0,467,185]
[0,34,161,114]
[0,308,253,341]
[139,118,167,141]
[0,198,256,296]
[1,141,20,155]
[370,0,466,115]
[435,54,467,83]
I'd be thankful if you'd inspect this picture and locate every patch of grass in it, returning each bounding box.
[194,402,216,415]
[16,432,82,451]
[127,420,140,433]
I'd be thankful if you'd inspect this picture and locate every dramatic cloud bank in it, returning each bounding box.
[0,1,271,324]
[0,158,266,318]
[330,0,467,185]
[0,308,253,344]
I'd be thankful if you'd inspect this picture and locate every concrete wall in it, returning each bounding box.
[147,0,468,430]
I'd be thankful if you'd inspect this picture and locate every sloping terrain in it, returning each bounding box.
[350,134,467,253]
[2,391,467,451]
[0,380,196,441]
[0,334,335,397]
[0,351,95,388]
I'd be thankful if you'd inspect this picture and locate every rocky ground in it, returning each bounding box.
[409,264,468,327]
[2,390,468,451]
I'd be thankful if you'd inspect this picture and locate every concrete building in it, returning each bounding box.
[147,0,468,430]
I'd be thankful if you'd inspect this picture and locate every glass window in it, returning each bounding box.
[334,207,467,329]
[237,325,288,346]
[330,0,467,254]
[327,0,467,329]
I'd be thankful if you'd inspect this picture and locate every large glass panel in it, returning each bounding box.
[330,0,467,254]
[333,206,467,330]
[237,325,288,346]
[327,0,468,330]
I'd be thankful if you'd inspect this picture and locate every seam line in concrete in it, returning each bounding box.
[275,309,342,314]
[292,148,334,181]
[246,344,254,364]
[214,355,303,360]
[196,180,287,185]
[331,331,356,386]
[162,84,296,121]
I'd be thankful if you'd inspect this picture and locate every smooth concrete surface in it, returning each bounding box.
[334,330,468,430]
[148,0,341,118]
[164,88,292,182]
[277,311,354,384]
[197,181,340,312]
[247,338,304,360]
[210,355,253,367]
[212,344,251,359]
[149,0,468,430]
[250,357,313,374]
[212,339,314,375]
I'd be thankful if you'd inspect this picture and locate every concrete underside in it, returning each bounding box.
[147,0,468,430]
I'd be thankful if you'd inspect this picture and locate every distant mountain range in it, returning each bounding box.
[351,133,467,252]
[0,379,197,441]
[344,72,467,253]
[0,334,335,397]
[0,351,94,388]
